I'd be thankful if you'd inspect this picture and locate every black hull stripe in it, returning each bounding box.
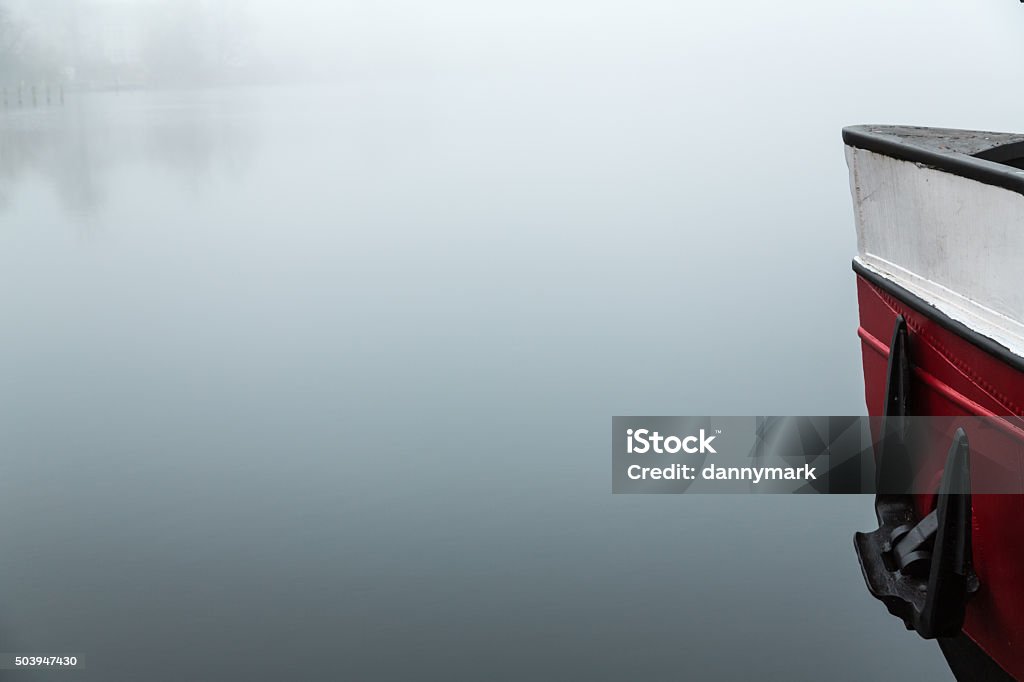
[852,260,1024,375]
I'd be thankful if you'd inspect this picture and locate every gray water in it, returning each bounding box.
[0,83,955,681]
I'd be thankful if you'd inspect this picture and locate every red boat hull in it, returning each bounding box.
[857,266,1024,679]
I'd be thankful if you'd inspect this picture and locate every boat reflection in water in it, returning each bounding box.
[0,90,257,221]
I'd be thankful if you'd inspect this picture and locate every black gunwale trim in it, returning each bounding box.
[974,140,1024,166]
[843,126,1024,195]
[853,259,1024,374]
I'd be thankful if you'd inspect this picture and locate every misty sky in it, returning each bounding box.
[249,0,1024,92]
[8,1,1024,91]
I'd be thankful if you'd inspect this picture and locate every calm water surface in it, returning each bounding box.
[0,86,952,680]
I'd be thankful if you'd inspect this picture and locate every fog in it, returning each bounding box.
[3,1,1023,92]
[1,1,1023,681]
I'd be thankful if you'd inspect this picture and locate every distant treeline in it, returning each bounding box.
[0,4,61,83]
[0,1,264,89]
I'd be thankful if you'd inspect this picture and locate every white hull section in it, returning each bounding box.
[846,146,1024,358]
